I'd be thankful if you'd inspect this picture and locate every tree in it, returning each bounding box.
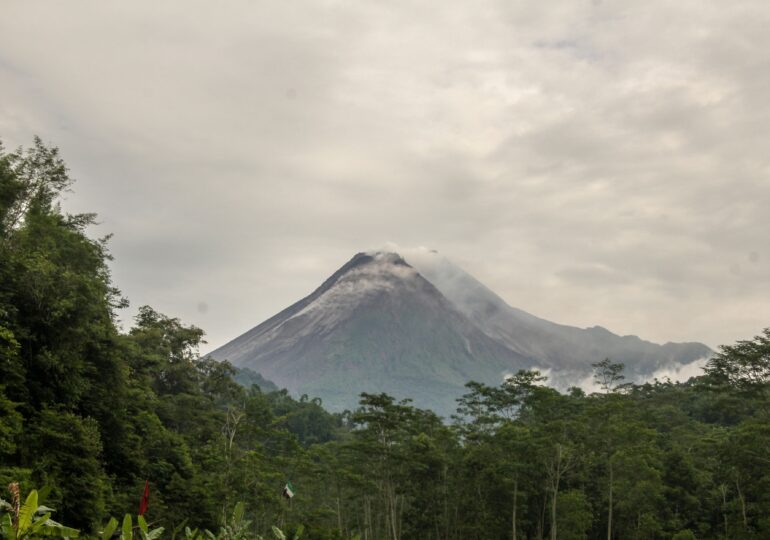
[555,490,592,540]
[588,360,630,540]
[28,409,108,530]
[705,328,770,395]
[350,393,415,540]
[456,370,547,433]
[592,359,627,394]
[0,137,71,236]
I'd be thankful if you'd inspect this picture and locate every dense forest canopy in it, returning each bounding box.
[1,138,769,539]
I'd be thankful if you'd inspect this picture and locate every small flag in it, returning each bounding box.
[139,480,150,515]
[282,481,295,499]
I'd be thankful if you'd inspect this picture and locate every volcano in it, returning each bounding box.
[210,250,711,416]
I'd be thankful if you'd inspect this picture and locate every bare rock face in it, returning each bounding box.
[210,250,711,417]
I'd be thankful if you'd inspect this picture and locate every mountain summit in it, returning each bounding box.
[211,252,533,413]
[210,250,711,415]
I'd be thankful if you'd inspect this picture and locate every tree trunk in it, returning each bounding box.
[550,444,563,540]
[396,493,404,540]
[443,465,450,540]
[607,461,613,540]
[538,492,547,540]
[387,482,399,540]
[512,478,518,540]
[720,484,729,537]
[735,478,748,529]
[550,490,558,540]
[336,496,342,534]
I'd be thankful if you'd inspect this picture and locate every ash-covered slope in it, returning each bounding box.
[210,252,534,414]
[404,249,712,386]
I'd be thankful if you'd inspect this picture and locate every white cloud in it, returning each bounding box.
[649,358,709,384]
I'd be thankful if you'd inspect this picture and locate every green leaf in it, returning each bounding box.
[36,486,53,507]
[17,490,38,533]
[170,519,188,540]
[137,515,148,536]
[291,524,304,540]
[42,519,80,538]
[59,523,81,537]
[101,517,119,540]
[121,514,133,540]
[271,526,286,540]
[146,527,164,540]
[2,513,17,540]
[28,512,52,533]
[232,502,244,525]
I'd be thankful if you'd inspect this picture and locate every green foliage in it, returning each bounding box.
[4,137,770,539]
[216,503,249,540]
[121,515,132,540]
[556,490,592,540]
[0,384,22,459]
[233,368,278,394]
[137,515,165,540]
[0,489,79,539]
[27,409,108,530]
[99,517,118,540]
[269,526,300,540]
[705,328,770,393]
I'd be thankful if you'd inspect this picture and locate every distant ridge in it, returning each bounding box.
[210,250,711,416]
[403,249,711,388]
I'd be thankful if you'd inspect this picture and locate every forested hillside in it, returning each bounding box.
[1,139,769,539]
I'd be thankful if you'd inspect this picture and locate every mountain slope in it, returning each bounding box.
[404,248,712,386]
[210,252,534,414]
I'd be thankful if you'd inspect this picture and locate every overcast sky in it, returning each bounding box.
[2,1,769,352]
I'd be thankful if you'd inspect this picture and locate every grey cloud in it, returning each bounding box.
[1,0,769,352]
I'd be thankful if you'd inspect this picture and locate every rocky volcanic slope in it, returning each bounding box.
[211,250,711,416]
[404,249,712,388]
[210,252,534,414]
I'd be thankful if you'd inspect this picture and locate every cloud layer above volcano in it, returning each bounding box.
[2,1,769,351]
